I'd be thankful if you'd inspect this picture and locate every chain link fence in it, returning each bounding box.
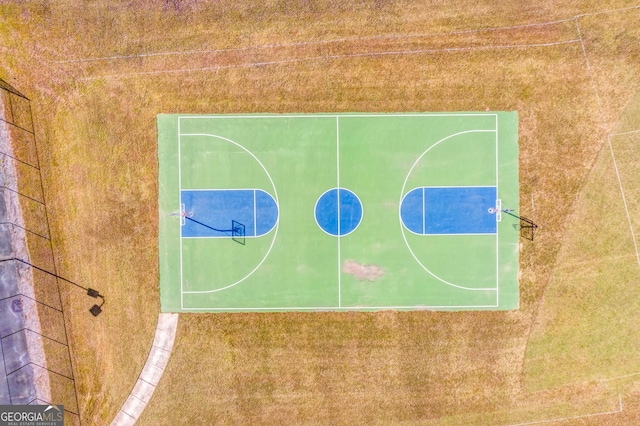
[0,78,80,425]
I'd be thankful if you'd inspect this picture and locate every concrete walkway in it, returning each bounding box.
[110,313,179,426]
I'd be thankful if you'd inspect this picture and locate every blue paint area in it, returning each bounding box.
[315,188,363,236]
[401,186,497,234]
[400,188,425,234]
[181,189,277,238]
[255,190,278,236]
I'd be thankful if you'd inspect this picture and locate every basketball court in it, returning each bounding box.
[158,113,519,312]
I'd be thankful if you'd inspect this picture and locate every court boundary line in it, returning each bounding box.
[181,236,266,239]
[177,128,280,297]
[181,113,502,119]
[405,233,498,236]
[176,304,499,311]
[172,114,514,310]
[180,187,276,191]
[399,127,500,292]
[413,184,497,188]
[178,118,183,310]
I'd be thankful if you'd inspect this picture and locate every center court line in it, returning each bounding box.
[495,114,500,305]
[336,116,341,308]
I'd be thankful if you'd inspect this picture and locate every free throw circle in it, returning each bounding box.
[314,188,363,237]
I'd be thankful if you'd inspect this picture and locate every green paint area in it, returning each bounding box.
[158,113,519,312]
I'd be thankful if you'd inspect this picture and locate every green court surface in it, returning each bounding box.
[158,113,519,312]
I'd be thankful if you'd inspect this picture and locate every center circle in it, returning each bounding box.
[314,188,363,237]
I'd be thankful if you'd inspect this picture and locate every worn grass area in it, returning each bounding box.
[0,0,639,424]
[43,84,161,424]
[524,139,640,389]
[524,5,640,393]
[576,9,640,133]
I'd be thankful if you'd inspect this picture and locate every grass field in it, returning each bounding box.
[1,0,640,424]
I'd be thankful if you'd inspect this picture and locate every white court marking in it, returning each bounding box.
[178,127,279,297]
[399,127,500,292]
[179,304,500,311]
[176,114,506,310]
[337,117,341,307]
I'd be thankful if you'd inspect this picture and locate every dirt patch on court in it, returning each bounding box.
[342,259,385,281]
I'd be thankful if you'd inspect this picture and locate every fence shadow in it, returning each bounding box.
[0,79,81,425]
